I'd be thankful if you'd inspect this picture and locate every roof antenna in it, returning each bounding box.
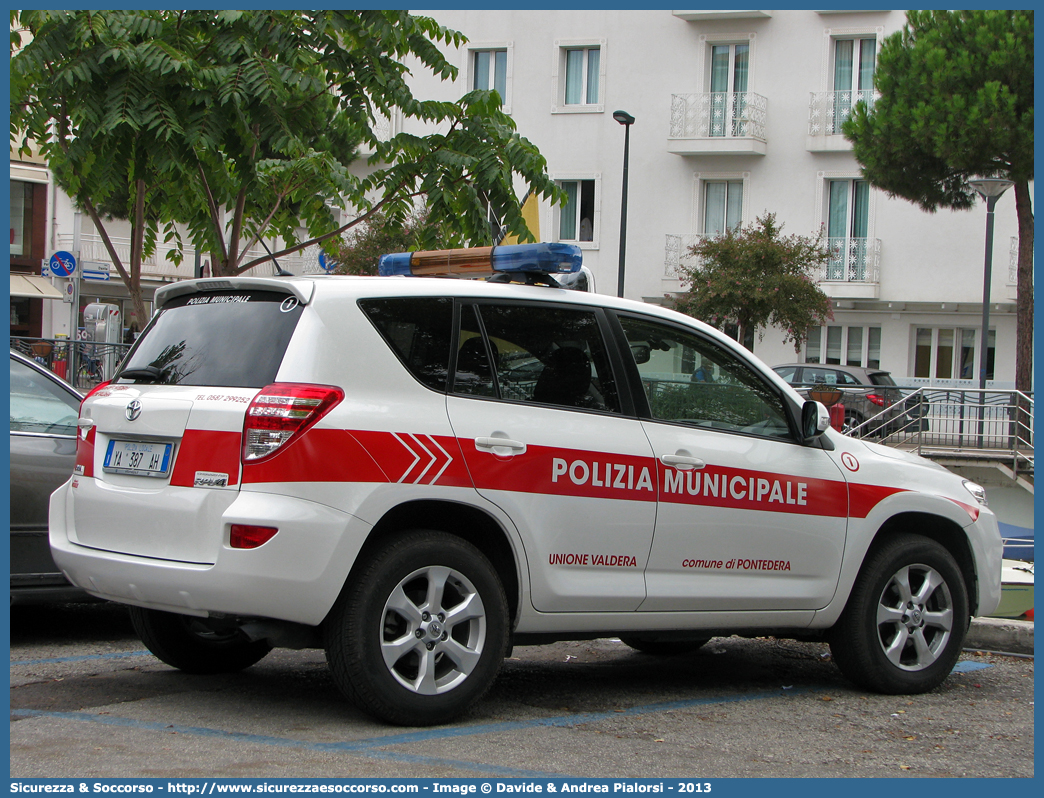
[260,238,293,276]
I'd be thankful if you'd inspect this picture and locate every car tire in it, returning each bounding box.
[324,530,509,726]
[129,607,272,674]
[830,533,969,694]
[619,636,710,656]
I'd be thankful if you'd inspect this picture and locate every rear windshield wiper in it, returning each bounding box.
[116,365,164,383]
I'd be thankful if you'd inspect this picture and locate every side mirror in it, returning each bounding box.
[801,400,831,442]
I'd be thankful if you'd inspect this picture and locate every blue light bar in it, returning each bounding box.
[378,252,415,276]
[491,243,582,274]
[377,243,582,277]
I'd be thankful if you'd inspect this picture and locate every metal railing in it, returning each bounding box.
[816,237,881,284]
[669,92,768,141]
[808,89,877,136]
[664,234,702,277]
[847,387,1034,477]
[11,336,132,391]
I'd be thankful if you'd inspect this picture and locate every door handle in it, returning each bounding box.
[660,453,706,470]
[474,437,527,456]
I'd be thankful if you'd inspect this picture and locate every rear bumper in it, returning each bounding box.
[49,480,373,626]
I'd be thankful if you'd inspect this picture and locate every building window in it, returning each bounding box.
[472,48,508,106]
[558,179,596,243]
[564,46,599,105]
[10,181,33,257]
[914,327,994,382]
[826,179,870,280]
[10,179,47,270]
[806,325,881,368]
[831,37,875,133]
[703,180,743,237]
[708,43,749,137]
[554,40,605,112]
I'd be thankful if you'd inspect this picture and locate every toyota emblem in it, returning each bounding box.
[126,400,142,421]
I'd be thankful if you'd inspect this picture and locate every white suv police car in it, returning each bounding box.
[50,243,1002,726]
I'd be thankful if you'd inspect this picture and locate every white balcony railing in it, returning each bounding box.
[816,237,881,284]
[808,90,877,136]
[664,234,703,278]
[1009,236,1018,285]
[57,233,325,280]
[670,234,881,287]
[670,92,767,141]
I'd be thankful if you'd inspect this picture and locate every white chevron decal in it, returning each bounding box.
[391,433,454,485]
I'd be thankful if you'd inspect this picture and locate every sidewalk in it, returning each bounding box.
[967,616,1034,655]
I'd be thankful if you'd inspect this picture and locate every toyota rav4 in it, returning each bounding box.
[50,243,1002,725]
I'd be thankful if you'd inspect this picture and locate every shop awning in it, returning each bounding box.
[10,274,64,300]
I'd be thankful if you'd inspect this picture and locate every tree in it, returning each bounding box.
[330,211,450,276]
[844,10,1033,390]
[10,10,559,325]
[673,214,833,351]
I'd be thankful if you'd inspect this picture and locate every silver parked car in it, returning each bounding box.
[771,363,923,436]
[9,349,92,603]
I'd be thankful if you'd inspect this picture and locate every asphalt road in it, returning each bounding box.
[9,602,1034,780]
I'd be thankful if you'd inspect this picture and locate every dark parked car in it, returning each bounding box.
[772,363,922,436]
[9,349,91,603]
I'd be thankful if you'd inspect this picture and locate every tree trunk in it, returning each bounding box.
[1014,179,1033,393]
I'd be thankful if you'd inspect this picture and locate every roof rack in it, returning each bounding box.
[378,243,582,285]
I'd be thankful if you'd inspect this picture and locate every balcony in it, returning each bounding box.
[663,234,702,280]
[57,233,323,282]
[1007,236,1019,300]
[668,92,767,156]
[814,237,881,299]
[806,90,877,152]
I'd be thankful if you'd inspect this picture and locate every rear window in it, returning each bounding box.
[117,291,303,388]
[359,297,453,392]
[868,372,896,386]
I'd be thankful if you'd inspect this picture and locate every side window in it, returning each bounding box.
[10,358,80,436]
[773,366,797,384]
[455,303,621,414]
[453,306,497,398]
[359,297,454,392]
[619,315,791,439]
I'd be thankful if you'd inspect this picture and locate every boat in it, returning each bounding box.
[992,552,1034,620]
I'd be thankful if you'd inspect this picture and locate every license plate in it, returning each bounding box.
[103,440,173,478]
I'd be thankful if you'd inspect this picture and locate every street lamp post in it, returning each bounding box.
[613,110,635,298]
[967,176,1014,446]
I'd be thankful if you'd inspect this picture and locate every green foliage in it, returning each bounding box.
[844,10,1033,210]
[843,9,1034,390]
[10,9,560,321]
[330,211,450,276]
[673,214,833,351]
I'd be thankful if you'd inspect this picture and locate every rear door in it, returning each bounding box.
[72,287,305,563]
[445,300,657,613]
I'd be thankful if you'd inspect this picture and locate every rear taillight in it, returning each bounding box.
[243,383,344,462]
[866,393,887,407]
[230,524,279,549]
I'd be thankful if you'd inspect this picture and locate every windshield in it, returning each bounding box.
[117,291,303,388]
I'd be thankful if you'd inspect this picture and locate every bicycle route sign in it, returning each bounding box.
[49,251,77,277]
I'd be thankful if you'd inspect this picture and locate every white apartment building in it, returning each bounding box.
[401,8,1026,388]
